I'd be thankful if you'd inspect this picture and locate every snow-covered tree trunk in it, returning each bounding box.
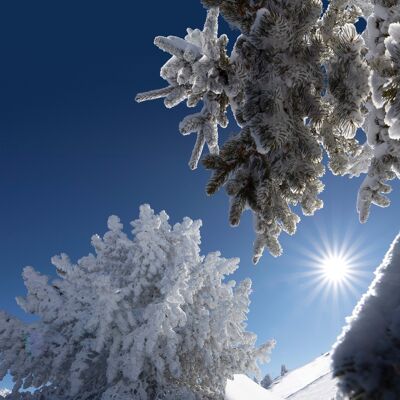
[332,233,400,399]
[0,205,274,400]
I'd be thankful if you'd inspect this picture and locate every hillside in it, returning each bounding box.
[226,353,340,399]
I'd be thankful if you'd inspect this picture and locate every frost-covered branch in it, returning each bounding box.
[136,8,234,169]
[136,1,400,263]
[355,2,400,223]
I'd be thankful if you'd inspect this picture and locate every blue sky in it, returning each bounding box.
[0,0,399,386]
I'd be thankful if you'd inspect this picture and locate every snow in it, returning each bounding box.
[332,233,400,396]
[136,8,226,170]
[225,375,279,400]
[226,353,340,400]
[269,353,336,398]
[0,389,10,398]
[288,373,338,400]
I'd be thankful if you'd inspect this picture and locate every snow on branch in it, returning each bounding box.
[136,1,400,263]
[136,8,234,169]
[355,3,400,223]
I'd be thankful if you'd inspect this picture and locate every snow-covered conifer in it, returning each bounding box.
[260,373,273,389]
[333,233,400,399]
[280,364,288,377]
[0,205,274,400]
[136,1,374,263]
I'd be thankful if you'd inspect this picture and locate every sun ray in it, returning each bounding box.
[289,222,375,305]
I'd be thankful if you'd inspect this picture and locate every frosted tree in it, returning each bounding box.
[280,364,288,377]
[332,233,400,399]
[260,373,273,389]
[0,205,274,400]
[136,1,375,263]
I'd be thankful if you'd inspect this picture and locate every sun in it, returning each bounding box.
[321,255,350,283]
[308,244,364,296]
[292,225,373,304]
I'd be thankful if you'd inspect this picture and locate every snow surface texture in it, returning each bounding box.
[333,233,400,398]
[226,353,340,400]
[136,1,400,263]
[0,205,274,400]
[0,390,10,398]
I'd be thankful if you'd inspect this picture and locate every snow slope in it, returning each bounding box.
[225,375,280,400]
[226,353,340,400]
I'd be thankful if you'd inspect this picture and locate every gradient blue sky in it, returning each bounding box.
[1,0,399,387]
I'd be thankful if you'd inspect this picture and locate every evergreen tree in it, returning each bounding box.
[136,0,375,263]
[260,373,273,389]
[280,364,288,376]
[0,205,274,400]
[333,233,400,399]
